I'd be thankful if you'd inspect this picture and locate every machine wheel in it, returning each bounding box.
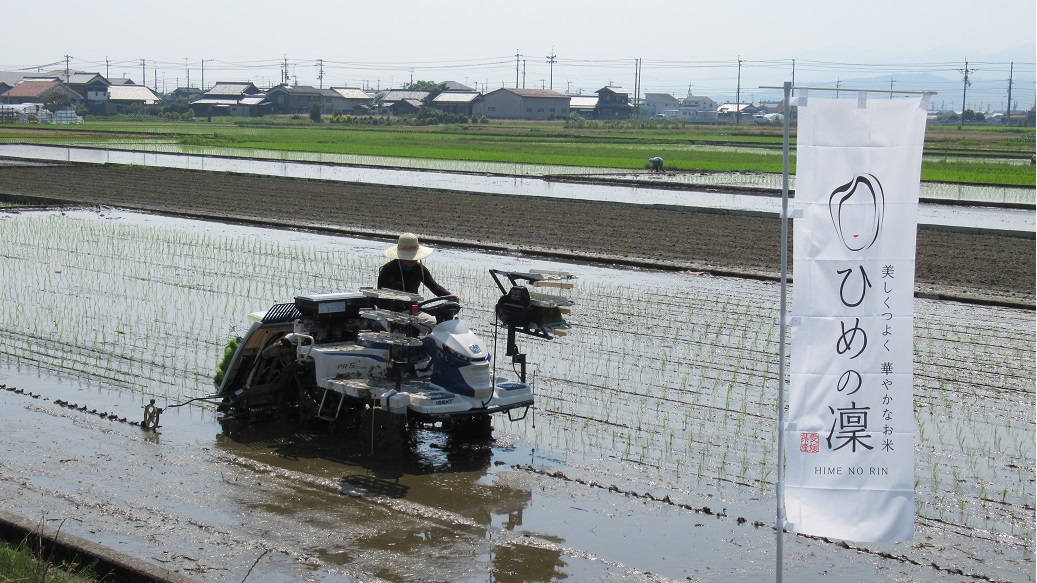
[445,414,493,440]
[370,408,409,455]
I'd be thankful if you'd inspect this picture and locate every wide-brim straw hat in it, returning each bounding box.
[385,232,433,260]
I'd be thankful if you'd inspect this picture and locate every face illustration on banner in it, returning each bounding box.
[828,174,885,252]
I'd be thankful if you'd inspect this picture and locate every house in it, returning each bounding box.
[190,82,266,117]
[0,71,29,93]
[377,90,430,113]
[717,102,760,122]
[265,84,324,115]
[473,88,569,120]
[999,106,1036,127]
[568,94,597,119]
[671,95,720,121]
[441,81,475,92]
[64,72,111,113]
[659,95,715,121]
[644,93,679,117]
[390,98,424,116]
[429,91,479,116]
[594,86,633,119]
[105,84,161,113]
[329,87,374,114]
[166,87,203,102]
[0,79,81,107]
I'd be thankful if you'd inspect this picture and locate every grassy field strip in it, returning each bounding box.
[2,121,1034,186]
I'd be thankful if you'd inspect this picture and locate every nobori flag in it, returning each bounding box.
[784,91,929,542]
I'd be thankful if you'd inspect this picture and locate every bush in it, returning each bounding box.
[406,107,469,126]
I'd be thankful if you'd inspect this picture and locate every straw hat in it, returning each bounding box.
[384,232,433,260]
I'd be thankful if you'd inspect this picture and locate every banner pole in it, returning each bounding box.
[775,80,792,583]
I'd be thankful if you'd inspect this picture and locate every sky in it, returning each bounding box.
[5,0,1035,111]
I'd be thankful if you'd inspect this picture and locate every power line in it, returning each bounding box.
[5,54,1031,110]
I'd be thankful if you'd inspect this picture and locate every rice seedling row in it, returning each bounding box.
[0,209,1031,554]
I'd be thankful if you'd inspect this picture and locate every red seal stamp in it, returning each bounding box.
[800,432,820,453]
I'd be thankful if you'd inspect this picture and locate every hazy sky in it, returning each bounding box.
[5,0,1035,108]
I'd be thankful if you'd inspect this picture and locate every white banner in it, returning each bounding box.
[784,91,928,542]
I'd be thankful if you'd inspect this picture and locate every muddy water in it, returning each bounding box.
[0,144,1033,234]
[0,370,944,583]
[0,210,1033,582]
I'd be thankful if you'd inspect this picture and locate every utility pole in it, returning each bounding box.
[201,59,212,91]
[153,61,158,92]
[515,50,520,88]
[317,59,324,89]
[630,59,638,110]
[546,50,557,91]
[791,58,795,96]
[735,56,742,124]
[283,55,290,85]
[64,55,73,80]
[958,58,975,127]
[185,58,190,88]
[633,58,640,113]
[141,59,146,87]
[105,57,110,79]
[1005,62,1014,124]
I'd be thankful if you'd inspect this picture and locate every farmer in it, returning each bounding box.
[378,232,452,298]
[648,156,664,172]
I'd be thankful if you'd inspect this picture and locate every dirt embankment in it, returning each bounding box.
[0,163,1033,307]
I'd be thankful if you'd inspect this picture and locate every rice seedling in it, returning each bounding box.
[0,208,1032,547]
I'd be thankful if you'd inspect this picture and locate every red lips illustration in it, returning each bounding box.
[829,174,884,252]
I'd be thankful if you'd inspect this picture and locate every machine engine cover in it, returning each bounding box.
[427,319,492,399]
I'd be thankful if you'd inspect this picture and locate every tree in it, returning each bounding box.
[404,80,446,101]
[404,80,443,92]
[309,100,322,123]
[43,92,75,113]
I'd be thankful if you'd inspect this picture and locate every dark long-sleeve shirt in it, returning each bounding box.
[377,260,450,297]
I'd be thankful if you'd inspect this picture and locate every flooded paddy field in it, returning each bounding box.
[0,210,1032,582]
[2,141,1033,205]
[1,145,1034,229]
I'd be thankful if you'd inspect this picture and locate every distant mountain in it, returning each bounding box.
[789,41,1034,69]
[731,43,1035,113]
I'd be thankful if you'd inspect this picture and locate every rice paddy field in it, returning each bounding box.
[0,209,1032,582]
[2,120,1034,186]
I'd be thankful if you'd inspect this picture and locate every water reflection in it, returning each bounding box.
[1,143,1031,233]
[215,416,567,581]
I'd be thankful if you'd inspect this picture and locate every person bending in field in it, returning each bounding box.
[377,232,452,298]
[648,157,664,172]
